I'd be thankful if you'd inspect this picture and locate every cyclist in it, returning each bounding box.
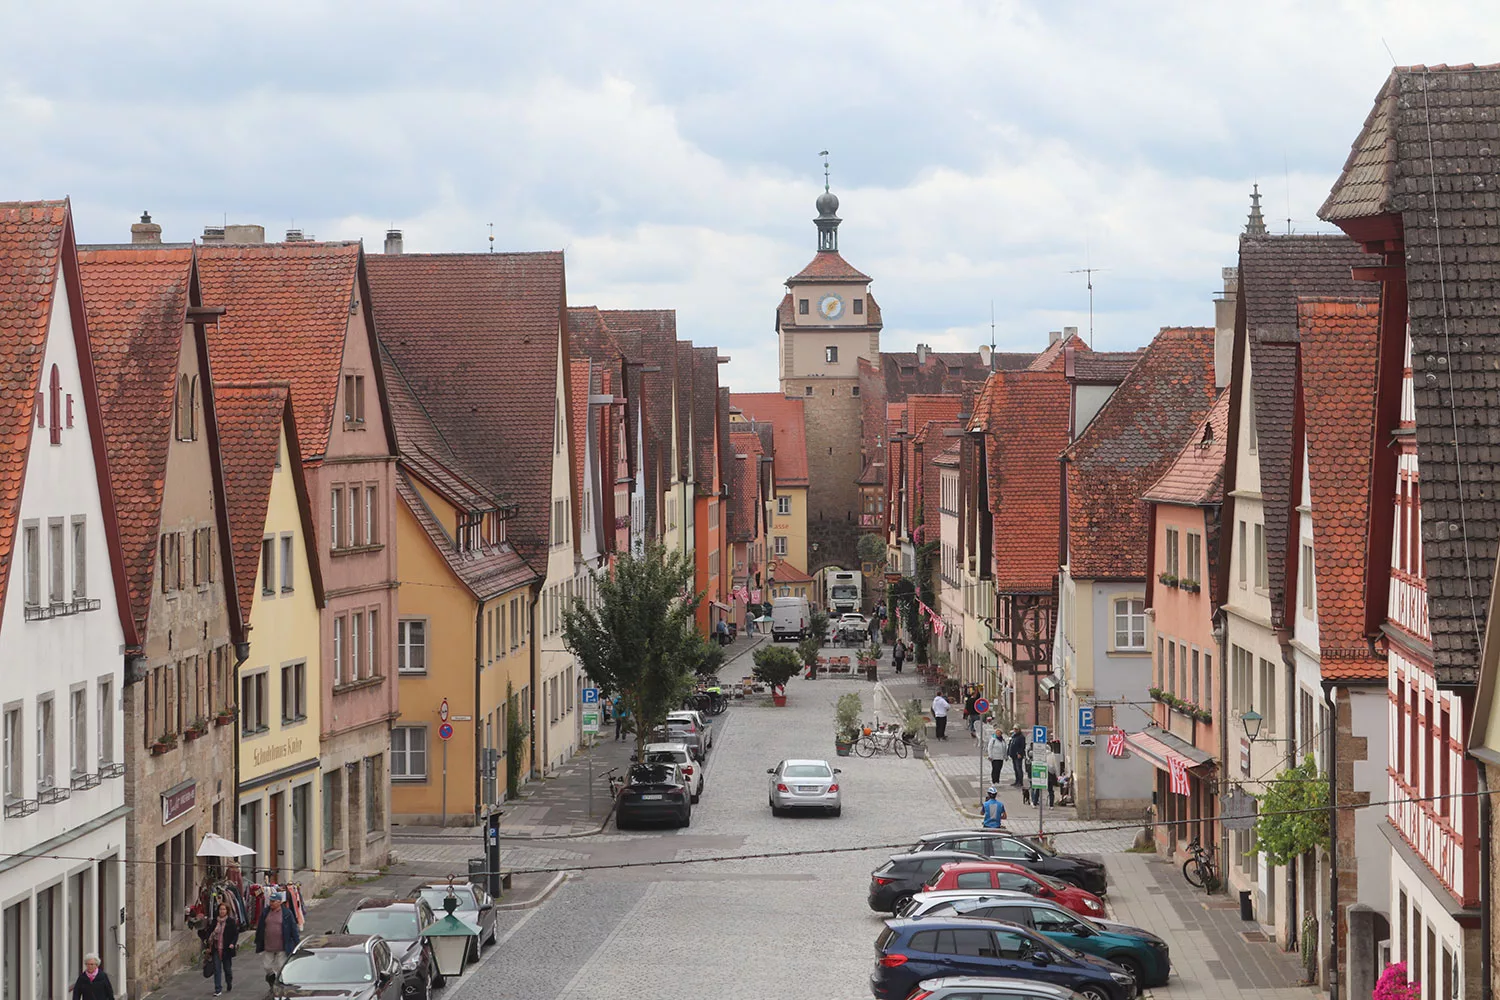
[981,787,1006,829]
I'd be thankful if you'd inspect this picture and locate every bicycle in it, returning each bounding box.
[600,768,624,798]
[856,726,908,759]
[1182,837,1219,892]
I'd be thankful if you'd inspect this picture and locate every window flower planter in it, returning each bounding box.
[151,737,177,756]
[214,712,236,727]
[1157,573,1179,588]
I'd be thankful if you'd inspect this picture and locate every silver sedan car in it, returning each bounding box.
[767,758,841,817]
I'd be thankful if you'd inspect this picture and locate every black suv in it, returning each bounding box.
[868,851,985,912]
[339,898,442,1000]
[911,831,1108,895]
[616,762,692,829]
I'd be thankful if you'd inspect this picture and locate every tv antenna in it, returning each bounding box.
[1067,266,1108,347]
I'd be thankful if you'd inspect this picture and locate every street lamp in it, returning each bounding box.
[421,884,478,979]
[1241,709,1264,741]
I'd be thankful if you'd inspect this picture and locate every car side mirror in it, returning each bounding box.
[1032,951,1053,966]
[833,768,842,774]
[767,768,776,774]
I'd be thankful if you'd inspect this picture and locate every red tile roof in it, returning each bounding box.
[215,381,325,626]
[772,561,813,584]
[1299,297,1386,681]
[1028,332,1090,372]
[1144,390,1230,507]
[567,306,623,367]
[77,247,196,636]
[0,201,70,628]
[729,393,809,487]
[1064,328,1218,580]
[368,252,567,563]
[675,340,695,483]
[196,242,363,462]
[787,251,870,282]
[728,430,764,543]
[883,351,1009,402]
[396,474,537,600]
[1068,348,1144,383]
[692,347,721,495]
[602,309,677,540]
[973,369,1072,592]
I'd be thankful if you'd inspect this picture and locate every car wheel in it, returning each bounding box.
[691,792,700,803]
[616,812,631,830]
[831,805,842,817]
[1074,987,1109,1000]
[890,893,913,913]
[680,807,692,828]
[1109,955,1145,985]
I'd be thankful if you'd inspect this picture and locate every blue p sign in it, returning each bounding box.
[1079,706,1095,735]
[582,688,599,704]
[1032,725,1048,745]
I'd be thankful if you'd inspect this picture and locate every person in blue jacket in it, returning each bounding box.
[981,786,1006,828]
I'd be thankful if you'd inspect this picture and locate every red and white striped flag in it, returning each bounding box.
[1169,756,1190,796]
[1106,732,1126,757]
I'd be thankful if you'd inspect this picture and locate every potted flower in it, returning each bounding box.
[835,693,862,756]
[214,709,236,727]
[151,734,177,756]
[902,701,930,758]
[183,718,209,742]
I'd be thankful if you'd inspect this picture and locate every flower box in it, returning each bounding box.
[150,739,176,756]
[214,712,236,727]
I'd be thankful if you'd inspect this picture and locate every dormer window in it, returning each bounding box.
[343,373,366,426]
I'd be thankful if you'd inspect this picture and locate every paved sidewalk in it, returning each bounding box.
[1105,852,1316,1000]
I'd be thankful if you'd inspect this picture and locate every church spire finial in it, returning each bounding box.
[821,149,830,192]
[814,150,840,252]
[1246,183,1268,236]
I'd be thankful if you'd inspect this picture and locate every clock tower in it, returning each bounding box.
[775,186,882,577]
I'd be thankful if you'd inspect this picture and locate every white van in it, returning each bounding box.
[771,596,811,642]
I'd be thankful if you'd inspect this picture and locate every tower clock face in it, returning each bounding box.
[818,294,844,320]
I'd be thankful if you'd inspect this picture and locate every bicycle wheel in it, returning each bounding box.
[855,735,877,758]
[1182,856,1206,888]
[892,735,909,759]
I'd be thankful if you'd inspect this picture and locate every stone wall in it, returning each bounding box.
[796,378,864,574]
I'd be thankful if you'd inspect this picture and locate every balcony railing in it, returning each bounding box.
[3,798,38,819]
[70,772,100,791]
[98,761,125,779]
[38,784,70,805]
[23,598,102,622]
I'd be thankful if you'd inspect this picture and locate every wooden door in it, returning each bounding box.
[269,792,284,882]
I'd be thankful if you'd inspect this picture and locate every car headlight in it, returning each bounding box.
[1110,971,1134,984]
[1085,899,1103,911]
[400,952,422,972]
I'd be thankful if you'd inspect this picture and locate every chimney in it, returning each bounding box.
[202,226,226,243]
[1048,330,1061,345]
[131,211,162,245]
[223,224,266,244]
[915,343,928,366]
[284,229,304,243]
[384,229,403,255]
[1213,266,1239,388]
[1062,326,1078,341]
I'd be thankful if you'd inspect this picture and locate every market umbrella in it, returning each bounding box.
[197,832,256,858]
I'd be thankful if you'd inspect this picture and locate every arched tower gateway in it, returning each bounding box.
[775,186,882,577]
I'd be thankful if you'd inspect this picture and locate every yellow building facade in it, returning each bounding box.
[392,471,536,824]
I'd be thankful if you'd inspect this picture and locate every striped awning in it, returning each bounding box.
[1122,727,1214,773]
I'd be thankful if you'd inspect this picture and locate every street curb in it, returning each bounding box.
[494,869,568,910]
[876,681,982,820]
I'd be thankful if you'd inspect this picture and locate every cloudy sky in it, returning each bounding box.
[4,2,1495,390]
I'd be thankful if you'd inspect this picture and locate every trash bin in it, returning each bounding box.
[468,857,488,890]
[1239,889,1254,922]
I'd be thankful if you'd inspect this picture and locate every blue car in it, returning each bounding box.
[872,917,1136,1000]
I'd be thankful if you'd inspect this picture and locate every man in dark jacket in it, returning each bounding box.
[256,894,302,986]
[1007,727,1027,786]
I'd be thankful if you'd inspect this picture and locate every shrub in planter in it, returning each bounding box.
[835,692,863,755]
[753,646,802,703]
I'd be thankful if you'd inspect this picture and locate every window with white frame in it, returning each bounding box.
[72,516,87,599]
[777,495,791,516]
[332,616,345,685]
[366,609,380,678]
[4,704,22,801]
[1164,528,1179,580]
[1258,658,1277,734]
[398,620,427,673]
[36,695,54,789]
[1113,598,1145,649]
[351,612,364,680]
[280,535,294,592]
[1237,520,1247,587]
[774,536,788,558]
[364,486,377,545]
[70,687,86,778]
[97,678,113,765]
[48,518,64,604]
[1254,523,1267,590]
[1186,531,1201,586]
[331,488,342,551]
[1231,645,1253,714]
[261,537,275,596]
[23,522,40,606]
[240,671,268,733]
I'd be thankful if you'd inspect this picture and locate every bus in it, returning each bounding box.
[827,570,862,614]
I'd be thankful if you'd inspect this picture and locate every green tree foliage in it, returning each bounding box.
[504,681,527,800]
[752,645,802,695]
[561,543,702,756]
[836,692,863,742]
[1253,755,1329,867]
[857,533,887,567]
[809,608,829,643]
[688,632,726,679]
[797,634,822,670]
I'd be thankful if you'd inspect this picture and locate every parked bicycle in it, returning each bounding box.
[1182,837,1219,892]
[856,725,909,759]
[600,767,624,798]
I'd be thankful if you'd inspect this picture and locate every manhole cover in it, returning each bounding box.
[1241,930,1268,942]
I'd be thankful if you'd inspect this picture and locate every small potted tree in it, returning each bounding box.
[902,700,929,758]
[753,646,801,706]
[797,633,822,680]
[835,692,862,756]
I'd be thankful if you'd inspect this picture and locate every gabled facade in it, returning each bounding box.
[1056,327,1216,820]
[727,426,770,631]
[1323,65,1500,999]
[215,382,329,892]
[78,246,240,991]
[199,241,400,870]
[690,347,727,633]
[0,201,134,1000]
[730,393,810,586]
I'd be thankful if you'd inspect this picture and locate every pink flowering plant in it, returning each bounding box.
[1373,962,1420,1000]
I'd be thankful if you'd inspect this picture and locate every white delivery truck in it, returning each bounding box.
[771,596,811,642]
[827,570,862,614]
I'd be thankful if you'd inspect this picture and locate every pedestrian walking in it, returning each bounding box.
[981,787,1007,829]
[71,954,115,1000]
[255,893,301,990]
[931,692,950,740]
[1007,727,1026,786]
[892,640,906,674]
[987,729,1008,784]
[1047,743,1066,807]
[200,901,240,996]
[963,689,980,738]
[614,700,630,741]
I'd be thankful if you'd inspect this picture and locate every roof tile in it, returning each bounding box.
[729,393,809,487]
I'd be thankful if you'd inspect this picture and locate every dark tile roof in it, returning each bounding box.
[1298,297,1386,681]
[675,340,695,484]
[1236,235,1369,619]
[569,358,592,522]
[691,347,721,495]
[787,251,870,282]
[1143,389,1230,508]
[729,393,809,487]
[972,369,1072,592]
[567,306,623,367]
[78,247,195,636]
[1064,328,1218,580]
[716,386,732,503]
[882,351,1019,402]
[728,430,764,543]
[367,252,566,564]
[1068,349,1144,383]
[0,201,70,627]
[196,242,363,462]
[602,309,677,540]
[1322,65,1500,681]
[396,473,537,601]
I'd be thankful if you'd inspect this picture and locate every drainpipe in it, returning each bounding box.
[1322,680,1340,1000]
[1212,614,1230,888]
[231,641,250,854]
[1478,758,1494,1000]
[528,582,541,780]
[474,600,484,824]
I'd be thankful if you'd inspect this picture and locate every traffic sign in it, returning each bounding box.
[438,698,450,723]
[973,698,990,715]
[582,688,599,704]
[1032,725,1048,745]
[437,722,454,741]
[582,707,600,735]
[1078,706,1095,736]
[1030,759,1048,790]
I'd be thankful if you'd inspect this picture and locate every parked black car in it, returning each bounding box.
[414,882,496,962]
[616,762,692,829]
[338,898,442,1000]
[869,851,987,912]
[871,917,1137,1000]
[910,831,1108,895]
[277,934,403,1000]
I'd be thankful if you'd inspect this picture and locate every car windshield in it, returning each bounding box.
[782,764,832,778]
[1028,837,1059,856]
[629,764,676,784]
[666,720,695,732]
[417,889,476,912]
[280,951,375,985]
[344,909,418,938]
[832,587,858,599]
[644,751,686,765]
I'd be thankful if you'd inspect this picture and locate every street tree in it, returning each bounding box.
[562,543,703,757]
[752,645,802,698]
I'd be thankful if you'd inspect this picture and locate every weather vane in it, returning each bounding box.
[819,150,830,192]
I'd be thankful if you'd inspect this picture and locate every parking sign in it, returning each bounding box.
[582,687,599,704]
[1032,725,1048,745]
[1078,706,1095,736]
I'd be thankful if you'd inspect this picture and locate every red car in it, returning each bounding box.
[924,861,1107,919]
